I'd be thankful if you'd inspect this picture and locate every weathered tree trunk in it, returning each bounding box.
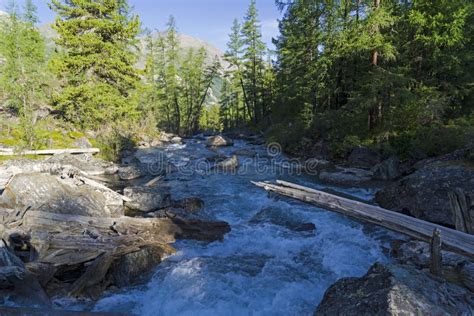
[448,189,474,234]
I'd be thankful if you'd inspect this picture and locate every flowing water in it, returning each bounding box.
[59,137,399,315]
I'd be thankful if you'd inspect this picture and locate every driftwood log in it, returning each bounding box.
[0,148,100,156]
[252,180,474,259]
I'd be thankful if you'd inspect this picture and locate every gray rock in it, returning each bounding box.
[172,197,204,213]
[206,135,234,147]
[213,155,239,171]
[303,158,334,175]
[319,167,373,186]
[109,246,165,287]
[371,156,401,181]
[0,173,123,218]
[315,263,474,316]
[171,136,182,144]
[392,240,474,292]
[124,186,171,212]
[375,163,474,226]
[118,165,144,180]
[348,146,381,169]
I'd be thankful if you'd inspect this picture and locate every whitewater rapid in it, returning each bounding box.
[60,138,398,315]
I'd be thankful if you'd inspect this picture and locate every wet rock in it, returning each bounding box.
[171,136,182,144]
[315,263,474,316]
[371,156,401,181]
[172,197,204,213]
[250,207,316,233]
[213,155,239,171]
[169,217,231,242]
[109,246,165,287]
[0,173,123,218]
[319,167,373,186]
[118,165,145,180]
[124,186,171,213]
[375,163,474,226]
[206,135,234,147]
[348,146,381,169]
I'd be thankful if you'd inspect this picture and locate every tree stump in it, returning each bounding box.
[430,228,442,276]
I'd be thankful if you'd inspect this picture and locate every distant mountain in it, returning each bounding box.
[38,24,225,106]
[38,24,228,70]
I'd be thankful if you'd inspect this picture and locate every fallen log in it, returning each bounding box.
[252,180,474,259]
[0,148,100,156]
[76,175,132,202]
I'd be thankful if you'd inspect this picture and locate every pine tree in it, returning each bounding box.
[241,0,267,125]
[0,0,48,147]
[49,0,141,128]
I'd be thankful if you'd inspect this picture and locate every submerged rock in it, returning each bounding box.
[375,163,474,226]
[250,207,316,233]
[315,263,474,315]
[206,135,234,147]
[124,186,171,213]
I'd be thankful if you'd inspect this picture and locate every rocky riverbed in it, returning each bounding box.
[0,134,472,314]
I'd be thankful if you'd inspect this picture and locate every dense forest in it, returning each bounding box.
[0,0,473,162]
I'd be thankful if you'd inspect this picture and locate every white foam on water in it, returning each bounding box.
[87,139,396,315]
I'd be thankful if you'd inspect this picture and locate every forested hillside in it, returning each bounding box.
[0,0,473,163]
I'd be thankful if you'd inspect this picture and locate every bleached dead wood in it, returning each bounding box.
[76,175,132,202]
[252,180,474,259]
[0,148,100,156]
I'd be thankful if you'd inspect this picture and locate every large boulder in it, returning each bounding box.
[348,146,381,169]
[319,167,373,186]
[371,156,401,181]
[206,135,234,147]
[109,246,165,287]
[0,173,123,218]
[172,197,204,213]
[375,163,474,226]
[124,186,171,213]
[391,240,474,292]
[315,263,474,315]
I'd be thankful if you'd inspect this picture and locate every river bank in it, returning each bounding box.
[0,133,472,314]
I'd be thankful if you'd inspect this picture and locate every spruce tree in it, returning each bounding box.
[49,0,141,128]
[0,0,47,147]
[241,0,266,125]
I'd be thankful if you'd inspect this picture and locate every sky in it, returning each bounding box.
[0,0,282,52]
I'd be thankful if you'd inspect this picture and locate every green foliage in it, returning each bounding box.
[0,0,49,147]
[145,16,220,136]
[272,0,474,159]
[49,0,141,129]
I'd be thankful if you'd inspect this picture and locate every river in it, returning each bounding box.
[58,137,398,315]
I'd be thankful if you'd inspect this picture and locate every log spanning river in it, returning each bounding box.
[61,137,398,315]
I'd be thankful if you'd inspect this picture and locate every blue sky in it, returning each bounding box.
[0,0,282,52]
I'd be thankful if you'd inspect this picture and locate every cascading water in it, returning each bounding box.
[59,137,399,315]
